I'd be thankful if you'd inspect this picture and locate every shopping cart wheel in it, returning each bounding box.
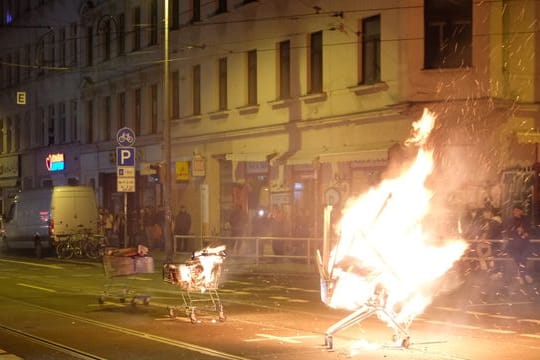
[218,312,226,322]
[98,296,105,304]
[143,297,150,305]
[189,312,198,324]
[130,298,137,306]
[168,307,176,319]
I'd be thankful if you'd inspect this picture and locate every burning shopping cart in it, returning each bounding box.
[98,245,154,306]
[163,245,226,323]
[317,110,468,353]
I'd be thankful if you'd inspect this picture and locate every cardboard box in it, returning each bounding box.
[134,256,154,274]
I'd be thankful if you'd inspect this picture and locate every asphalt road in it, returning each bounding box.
[0,252,539,359]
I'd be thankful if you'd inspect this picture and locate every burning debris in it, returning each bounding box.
[318,109,468,351]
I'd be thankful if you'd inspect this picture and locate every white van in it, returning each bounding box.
[0,186,99,257]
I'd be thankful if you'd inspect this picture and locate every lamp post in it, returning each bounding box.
[162,0,173,262]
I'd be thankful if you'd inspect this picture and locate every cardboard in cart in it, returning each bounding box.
[134,256,154,273]
[103,255,135,276]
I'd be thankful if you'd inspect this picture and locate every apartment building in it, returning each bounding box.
[0,0,539,241]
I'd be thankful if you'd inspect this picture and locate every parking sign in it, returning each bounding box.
[116,147,135,167]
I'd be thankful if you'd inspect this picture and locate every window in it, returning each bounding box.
[118,92,126,128]
[149,0,158,46]
[14,114,20,151]
[0,119,4,153]
[36,107,44,146]
[6,117,11,153]
[247,50,257,105]
[86,26,93,66]
[59,28,66,66]
[86,100,94,144]
[6,54,11,85]
[193,64,201,115]
[22,111,30,149]
[170,0,179,29]
[218,57,228,111]
[133,7,141,51]
[424,0,472,69]
[217,0,227,14]
[70,23,78,65]
[48,32,55,67]
[102,19,111,61]
[59,102,66,143]
[70,99,78,142]
[361,15,381,84]
[150,84,158,133]
[14,51,20,85]
[134,88,141,134]
[117,13,125,56]
[309,31,323,93]
[104,96,111,140]
[171,71,179,118]
[48,104,55,146]
[278,40,290,99]
[192,0,201,22]
[25,44,31,79]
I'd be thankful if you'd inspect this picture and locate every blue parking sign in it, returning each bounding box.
[116,147,135,166]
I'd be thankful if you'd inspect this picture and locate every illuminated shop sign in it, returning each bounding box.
[46,153,65,172]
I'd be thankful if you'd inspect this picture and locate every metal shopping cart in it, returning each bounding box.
[163,245,226,323]
[99,250,154,306]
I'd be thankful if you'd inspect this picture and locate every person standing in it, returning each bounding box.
[504,205,533,284]
[174,205,192,251]
[229,204,248,254]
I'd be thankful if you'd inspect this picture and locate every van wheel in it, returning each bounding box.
[34,237,43,258]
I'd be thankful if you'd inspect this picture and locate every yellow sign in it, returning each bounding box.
[16,91,26,105]
[176,161,190,181]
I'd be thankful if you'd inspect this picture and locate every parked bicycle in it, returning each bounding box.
[56,226,107,260]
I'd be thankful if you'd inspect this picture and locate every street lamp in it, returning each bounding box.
[162,0,173,262]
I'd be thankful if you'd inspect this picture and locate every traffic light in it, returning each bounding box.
[149,163,161,183]
[150,163,167,184]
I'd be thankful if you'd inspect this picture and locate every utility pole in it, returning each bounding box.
[162,0,173,262]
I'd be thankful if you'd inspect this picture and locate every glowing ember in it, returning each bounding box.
[323,108,468,334]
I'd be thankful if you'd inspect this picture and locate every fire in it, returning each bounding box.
[323,109,468,335]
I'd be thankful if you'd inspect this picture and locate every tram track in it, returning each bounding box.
[0,294,252,360]
[0,322,105,359]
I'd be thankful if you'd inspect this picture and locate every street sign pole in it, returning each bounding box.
[115,128,136,248]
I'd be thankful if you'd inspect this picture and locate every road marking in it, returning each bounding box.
[0,259,63,269]
[518,319,540,325]
[17,283,56,293]
[419,319,481,330]
[483,328,516,334]
[486,314,517,320]
[244,333,318,344]
[520,333,540,339]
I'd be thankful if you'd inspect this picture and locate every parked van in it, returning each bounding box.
[0,185,99,257]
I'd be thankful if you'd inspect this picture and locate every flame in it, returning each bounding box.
[325,108,468,329]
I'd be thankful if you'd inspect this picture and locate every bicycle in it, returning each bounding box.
[56,226,107,260]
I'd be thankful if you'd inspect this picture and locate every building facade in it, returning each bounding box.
[0,0,539,242]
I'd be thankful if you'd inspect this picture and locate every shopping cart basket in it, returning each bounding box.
[163,246,226,323]
[99,252,154,306]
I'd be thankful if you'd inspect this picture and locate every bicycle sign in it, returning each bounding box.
[116,127,136,147]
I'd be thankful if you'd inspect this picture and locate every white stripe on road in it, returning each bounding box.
[0,259,63,269]
[17,283,56,293]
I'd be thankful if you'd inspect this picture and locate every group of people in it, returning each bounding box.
[461,200,534,285]
[98,205,192,251]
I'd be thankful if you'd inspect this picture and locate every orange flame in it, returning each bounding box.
[326,108,467,328]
